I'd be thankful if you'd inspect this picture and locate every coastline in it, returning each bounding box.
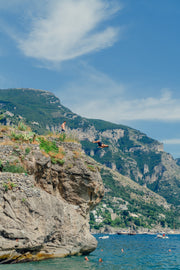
[91,226,180,235]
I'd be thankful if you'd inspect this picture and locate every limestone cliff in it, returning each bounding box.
[0,126,104,263]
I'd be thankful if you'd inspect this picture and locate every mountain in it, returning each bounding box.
[0,88,180,229]
[90,165,178,232]
[0,88,76,134]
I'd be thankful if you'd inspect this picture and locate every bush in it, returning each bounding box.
[2,180,17,192]
[18,121,29,131]
[39,137,58,153]
[2,161,26,173]
[10,132,23,141]
[10,131,35,142]
[25,147,31,155]
[39,137,66,165]
[111,217,122,227]
[59,133,66,142]
[51,158,65,165]
[87,164,97,172]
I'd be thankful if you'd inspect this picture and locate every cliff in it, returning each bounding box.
[0,126,104,263]
[0,88,180,207]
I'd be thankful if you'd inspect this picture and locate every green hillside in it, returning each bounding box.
[0,88,76,133]
[90,166,179,231]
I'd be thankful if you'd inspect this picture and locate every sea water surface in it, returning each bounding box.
[1,234,180,270]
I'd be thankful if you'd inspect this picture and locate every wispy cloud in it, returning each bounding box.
[8,0,121,62]
[162,139,180,145]
[77,88,180,122]
[58,65,180,123]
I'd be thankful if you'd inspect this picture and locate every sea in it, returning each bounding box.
[1,234,180,270]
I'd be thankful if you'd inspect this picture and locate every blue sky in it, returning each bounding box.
[0,0,180,158]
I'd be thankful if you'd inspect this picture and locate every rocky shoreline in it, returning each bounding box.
[91,226,180,235]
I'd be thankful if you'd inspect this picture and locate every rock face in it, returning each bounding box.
[0,131,104,263]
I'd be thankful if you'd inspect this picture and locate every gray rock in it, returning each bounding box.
[0,137,104,263]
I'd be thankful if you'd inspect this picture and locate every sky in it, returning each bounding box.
[0,0,180,158]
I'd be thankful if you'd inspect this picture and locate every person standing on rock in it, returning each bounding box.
[61,121,66,132]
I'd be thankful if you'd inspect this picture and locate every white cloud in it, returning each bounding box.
[162,139,180,145]
[14,0,122,62]
[0,1,50,43]
[77,89,180,122]
[58,66,180,123]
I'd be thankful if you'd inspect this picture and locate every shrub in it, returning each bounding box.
[2,183,8,192]
[59,133,66,142]
[25,147,31,155]
[51,157,65,165]
[111,217,122,227]
[38,138,66,165]
[18,121,30,131]
[39,137,58,154]
[87,164,97,172]
[2,161,26,173]
[2,180,17,192]
[10,132,23,141]
[57,159,65,165]
[10,131,35,142]
[21,198,26,203]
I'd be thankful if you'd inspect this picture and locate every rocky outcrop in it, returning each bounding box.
[0,131,104,263]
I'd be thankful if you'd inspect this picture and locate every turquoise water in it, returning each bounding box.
[1,234,180,270]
